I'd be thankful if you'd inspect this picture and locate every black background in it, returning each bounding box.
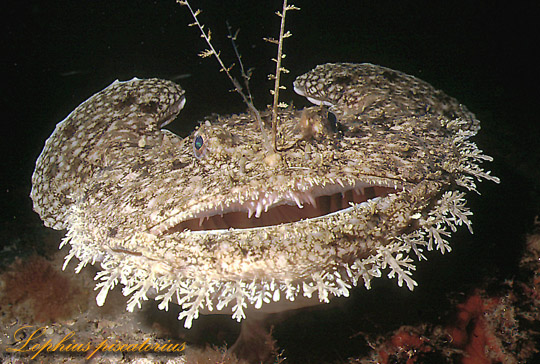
[2,1,539,362]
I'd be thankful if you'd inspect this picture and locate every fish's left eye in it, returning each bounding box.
[193,134,206,158]
[327,111,339,132]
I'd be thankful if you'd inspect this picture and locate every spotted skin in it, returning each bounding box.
[293,63,478,131]
[30,64,497,328]
[30,78,185,229]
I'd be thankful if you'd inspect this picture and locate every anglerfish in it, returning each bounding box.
[30,63,499,328]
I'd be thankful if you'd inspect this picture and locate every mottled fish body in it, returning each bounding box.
[31,63,498,328]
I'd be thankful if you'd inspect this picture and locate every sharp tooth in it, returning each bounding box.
[293,194,303,208]
[199,217,204,226]
[255,202,263,218]
[247,208,254,218]
[306,193,317,207]
[337,179,345,187]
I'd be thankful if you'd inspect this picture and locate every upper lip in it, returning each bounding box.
[160,95,186,127]
[293,84,334,107]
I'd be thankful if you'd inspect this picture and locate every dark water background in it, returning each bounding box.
[1,0,539,362]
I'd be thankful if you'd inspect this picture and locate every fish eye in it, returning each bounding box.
[326,111,340,133]
[194,135,203,149]
[193,134,206,158]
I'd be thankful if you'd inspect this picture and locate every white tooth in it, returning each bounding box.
[199,217,204,226]
[306,193,317,207]
[273,289,280,302]
[248,208,254,218]
[294,197,303,208]
[264,203,269,212]
[255,202,263,218]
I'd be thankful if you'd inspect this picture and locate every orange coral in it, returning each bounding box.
[446,292,508,364]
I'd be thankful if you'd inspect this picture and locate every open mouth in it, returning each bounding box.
[164,181,400,233]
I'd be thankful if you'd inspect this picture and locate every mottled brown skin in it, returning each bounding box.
[293,62,478,131]
[31,78,185,230]
[30,63,497,328]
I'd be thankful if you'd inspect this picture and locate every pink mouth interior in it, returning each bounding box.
[167,185,397,232]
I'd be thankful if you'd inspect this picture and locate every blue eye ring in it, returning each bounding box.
[193,134,206,159]
[194,135,203,150]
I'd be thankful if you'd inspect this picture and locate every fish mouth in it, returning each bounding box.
[293,84,334,107]
[161,179,402,234]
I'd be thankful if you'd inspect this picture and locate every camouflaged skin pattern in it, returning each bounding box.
[30,64,498,327]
